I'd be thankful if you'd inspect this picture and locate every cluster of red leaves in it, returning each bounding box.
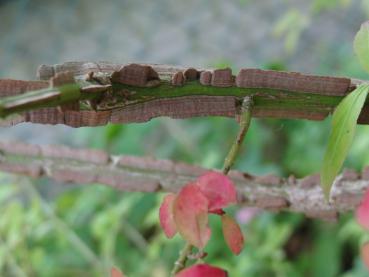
[159,171,244,254]
[356,188,369,271]
[110,171,243,277]
[159,171,244,276]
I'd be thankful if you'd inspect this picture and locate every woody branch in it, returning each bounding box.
[0,141,367,222]
[0,62,369,127]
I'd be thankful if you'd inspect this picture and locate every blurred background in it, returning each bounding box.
[1,0,369,276]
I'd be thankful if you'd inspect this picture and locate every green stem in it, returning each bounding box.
[0,83,109,117]
[222,96,253,175]
[170,97,253,276]
[0,84,79,117]
[170,242,193,276]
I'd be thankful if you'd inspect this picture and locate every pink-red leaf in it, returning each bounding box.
[196,171,237,213]
[159,193,177,238]
[176,264,228,277]
[111,267,126,277]
[173,183,211,249]
[356,188,369,231]
[361,242,369,271]
[221,214,244,255]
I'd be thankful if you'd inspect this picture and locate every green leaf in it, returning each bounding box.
[354,21,369,74]
[321,84,369,199]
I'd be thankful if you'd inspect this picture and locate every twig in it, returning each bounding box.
[223,97,253,174]
[170,97,254,275]
[170,242,193,276]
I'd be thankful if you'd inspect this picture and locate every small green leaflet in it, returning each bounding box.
[354,21,369,74]
[321,84,369,199]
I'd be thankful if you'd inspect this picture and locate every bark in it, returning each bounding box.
[0,141,367,221]
[0,62,368,127]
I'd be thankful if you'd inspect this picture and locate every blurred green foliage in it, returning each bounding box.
[1,115,369,276]
[273,9,310,54]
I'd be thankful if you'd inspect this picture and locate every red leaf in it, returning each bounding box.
[221,214,244,255]
[196,171,237,213]
[159,193,177,238]
[111,267,126,277]
[176,264,228,277]
[356,188,369,230]
[173,183,211,249]
[361,242,369,271]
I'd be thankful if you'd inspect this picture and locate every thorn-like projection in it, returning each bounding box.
[200,71,212,86]
[171,71,185,86]
[211,68,234,87]
[111,64,161,87]
[184,68,199,81]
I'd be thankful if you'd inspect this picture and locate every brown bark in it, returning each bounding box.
[0,141,367,221]
[0,62,368,127]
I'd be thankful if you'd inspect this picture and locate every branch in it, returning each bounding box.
[0,141,367,221]
[1,62,369,127]
[223,96,253,174]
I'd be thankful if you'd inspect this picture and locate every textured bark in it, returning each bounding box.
[0,79,49,96]
[236,69,351,96]
[0,141,367,221]
[0,62,369,127]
